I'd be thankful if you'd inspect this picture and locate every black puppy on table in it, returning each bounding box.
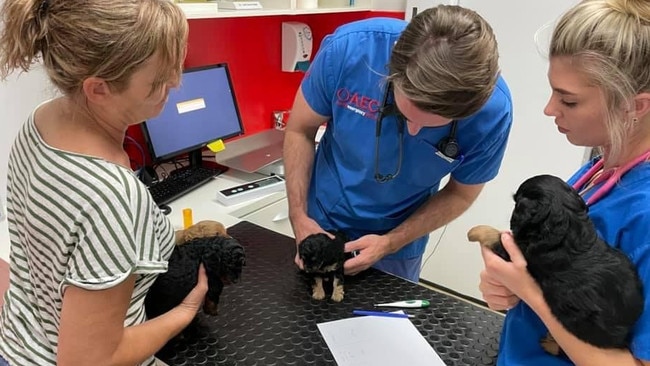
[298,231,353,302]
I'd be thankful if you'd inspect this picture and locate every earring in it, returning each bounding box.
[633,117,639,124]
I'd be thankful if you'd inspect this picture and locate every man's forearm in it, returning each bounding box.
[284,129,316,221]
[384,179,483,253]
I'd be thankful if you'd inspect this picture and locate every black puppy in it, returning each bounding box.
[469,174,643,353]
[145,235,246,320]
[298,232,351,302]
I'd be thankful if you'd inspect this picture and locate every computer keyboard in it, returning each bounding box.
[148,166,226,206]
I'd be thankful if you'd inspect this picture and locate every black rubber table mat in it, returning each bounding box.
[157,221,503,366]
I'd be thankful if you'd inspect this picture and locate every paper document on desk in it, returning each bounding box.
[317,315,446,366]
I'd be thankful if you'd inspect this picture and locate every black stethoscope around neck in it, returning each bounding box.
[373,82,460,183]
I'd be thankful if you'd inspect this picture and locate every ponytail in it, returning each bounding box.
[0,0,49,79]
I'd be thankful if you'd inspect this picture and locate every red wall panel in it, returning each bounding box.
[126,11,404,167]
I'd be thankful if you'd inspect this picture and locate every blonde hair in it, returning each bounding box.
[550,0,650,162]
[388,5,500,119]
[0,0,188,95]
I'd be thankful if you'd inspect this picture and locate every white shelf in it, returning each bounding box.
[179,3,221,18]
[178,1,372,19]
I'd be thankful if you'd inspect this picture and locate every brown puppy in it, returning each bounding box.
[175,220,229,245]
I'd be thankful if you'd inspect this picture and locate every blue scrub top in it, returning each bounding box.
[301,18,513,259]
[498,159,650,364]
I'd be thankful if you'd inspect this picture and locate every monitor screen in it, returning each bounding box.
[141,63,244,162]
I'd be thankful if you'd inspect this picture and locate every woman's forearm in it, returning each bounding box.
[109,306,196,366]
[527,290,643,366]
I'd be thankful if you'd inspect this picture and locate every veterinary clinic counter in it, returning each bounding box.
[160,171,504,366]
[0,170,505,365]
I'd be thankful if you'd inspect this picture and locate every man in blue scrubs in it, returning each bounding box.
[284,5,513,282]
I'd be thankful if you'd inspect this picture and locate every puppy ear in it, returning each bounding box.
[563,188,588,214]
[223,240,246,267]
[202,248,222,276]
[512,195,551,226]
[231,246,246,267]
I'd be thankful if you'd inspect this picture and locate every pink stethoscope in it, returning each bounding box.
[572,149,650,205]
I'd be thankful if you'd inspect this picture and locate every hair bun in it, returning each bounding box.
[609,0,650,23]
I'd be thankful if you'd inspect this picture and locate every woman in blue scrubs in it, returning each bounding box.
[479,0,650,364]
[284,5,514,282]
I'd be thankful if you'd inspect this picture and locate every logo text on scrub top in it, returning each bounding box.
[336,88,381,120]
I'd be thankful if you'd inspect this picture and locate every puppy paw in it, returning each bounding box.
[467,225,501,248]
[540,332,562,356]
[312,277,326,300]
[312,288,326,300]
[331,286,344,302]
[203,299,219,315]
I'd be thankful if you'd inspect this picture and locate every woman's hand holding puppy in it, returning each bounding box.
[479,232,540,311]
[177,264,209,317]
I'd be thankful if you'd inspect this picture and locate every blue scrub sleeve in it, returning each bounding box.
[301,35,338,117]
[452,124,511,185]
[450,83,513,185]
[627,227,650,360]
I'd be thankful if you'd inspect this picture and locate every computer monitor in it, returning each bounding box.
[141,63,244,168]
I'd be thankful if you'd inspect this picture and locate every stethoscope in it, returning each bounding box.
[374,83,405,183]
[374,82,460,183]
[572,149,650,205]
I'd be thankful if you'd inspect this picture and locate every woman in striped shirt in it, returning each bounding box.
[0,0,208,365]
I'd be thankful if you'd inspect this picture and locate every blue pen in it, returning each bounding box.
[352,310,414,319]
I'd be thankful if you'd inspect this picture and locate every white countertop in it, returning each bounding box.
[0,169,289,263]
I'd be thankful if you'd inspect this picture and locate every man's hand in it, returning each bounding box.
[343,234,391,276]
[291,215,333,269]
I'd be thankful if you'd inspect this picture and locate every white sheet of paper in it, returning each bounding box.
[317,315,447,366]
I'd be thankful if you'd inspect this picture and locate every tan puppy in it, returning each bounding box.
[176,220,229,245]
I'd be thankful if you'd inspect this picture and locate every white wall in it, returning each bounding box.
[1,66,53,200]
[0,64,53,263]
[419,0,584,300]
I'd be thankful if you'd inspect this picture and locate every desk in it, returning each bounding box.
[158,221,504,366]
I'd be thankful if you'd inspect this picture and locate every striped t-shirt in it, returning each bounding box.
[0,109,176,365]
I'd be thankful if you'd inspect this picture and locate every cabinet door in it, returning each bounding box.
[239,198,294,238]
